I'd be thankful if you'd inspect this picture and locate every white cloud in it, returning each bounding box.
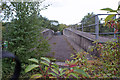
[41,0,120,25]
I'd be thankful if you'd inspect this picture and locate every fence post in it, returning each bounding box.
[118,1,120,50]
[113,16,116,39]
[114,28,116,39]
[0,22,2,80]
[95,15,99,39]
[82,23,83,32]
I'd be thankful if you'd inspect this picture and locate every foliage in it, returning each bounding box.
[80,12,95,32]
[81,12,95,23]
[101,5,120,60]
[25,39,120,79]
[2,2,50,78]
[88,40,120,78]
[68,40,120,78]
[58,24,68,34]
[101,5,120,39]
[49,20,59,32]
[38,16,51,29]
[25,57,89,79]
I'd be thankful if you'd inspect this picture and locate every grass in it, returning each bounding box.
[53,42,56,45]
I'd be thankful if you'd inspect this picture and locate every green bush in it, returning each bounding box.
[76,40,120,78]
[25,57,89,79]
[2,2,50,79]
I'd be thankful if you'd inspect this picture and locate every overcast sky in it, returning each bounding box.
[40,0,120,25]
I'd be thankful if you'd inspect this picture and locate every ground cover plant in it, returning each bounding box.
[88,40,120,78]
[25,57,89,79]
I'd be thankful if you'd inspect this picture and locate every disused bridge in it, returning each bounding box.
[42,14,120,61]
[42,28,113,61]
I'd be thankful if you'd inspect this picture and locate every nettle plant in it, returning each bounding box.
[25,57,89,79]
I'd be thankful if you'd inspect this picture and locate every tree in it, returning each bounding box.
[1,1,50,78]
[49,20,59,32]
[80,12,95,32]
[58,24,68,34]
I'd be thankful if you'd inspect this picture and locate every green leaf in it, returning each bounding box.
[30,74,42,80]
[68,73,79,78]
[90,47,94,52]
[51,69,59,74]
[51,63,59,69]
[49,76,56,78]
[70,54,75,58]
[45,66,48,71]
[49,58,56,62]
[48,72,57,77]
[105,14,115,23]
[74,69,89,78]
[41,57,50,63]
[109,10,117,12]
[28,58,39,63]
[59,68,68,76]
[40,61,49,66]
[101,8,117,13]
[101,8,113,11]
[59,72,66,76]
[25,64,39,73]
[59,68,67,73]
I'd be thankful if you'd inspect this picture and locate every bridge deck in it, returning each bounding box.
[47,35,74,61]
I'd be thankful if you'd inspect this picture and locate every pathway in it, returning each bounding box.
[47,35,75,62]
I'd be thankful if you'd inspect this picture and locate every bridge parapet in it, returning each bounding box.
[41,29,54,40]
[63,28,112,56]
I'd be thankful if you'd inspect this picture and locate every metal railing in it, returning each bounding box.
[78,14,120,40]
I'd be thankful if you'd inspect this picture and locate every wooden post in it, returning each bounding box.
[95,15,99,40]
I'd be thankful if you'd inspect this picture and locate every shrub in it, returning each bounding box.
[2,2,50,78]
[25,57,89,79]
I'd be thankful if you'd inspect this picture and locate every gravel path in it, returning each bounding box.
[47,35,75,61]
